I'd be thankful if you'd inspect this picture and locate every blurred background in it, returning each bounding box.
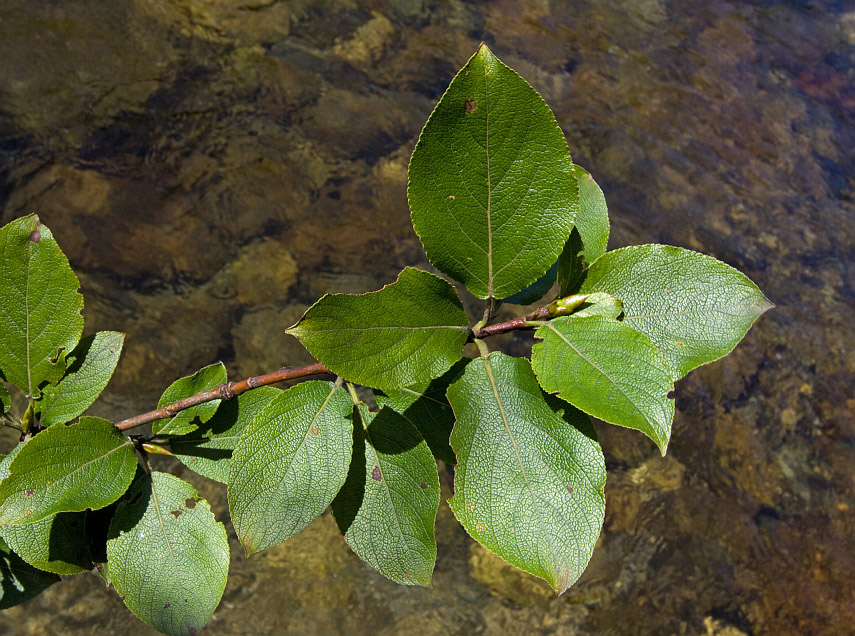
[1,1,853,634]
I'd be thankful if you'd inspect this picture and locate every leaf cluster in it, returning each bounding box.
[0,45,771,635]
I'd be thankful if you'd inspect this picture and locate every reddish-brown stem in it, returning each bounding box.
[114,304,553,434]
[115,362,330,431]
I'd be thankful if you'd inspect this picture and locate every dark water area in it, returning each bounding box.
[1,1,854,634]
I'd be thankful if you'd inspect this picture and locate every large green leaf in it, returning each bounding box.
[106,471,229,636]
[579,245,773,380]
[228,381,352,555]
[153,362,228,436]
[373,358,468,464]
[36,331,124,427]
[171,386,280,483]
[532,316,674,453]
[287,267,469,389]
[0,417,137,526]
[0,215,84,396]
[331,403,440,586]
[408,44,578,300]
[0,536,59,610]
[0,445,90,575]
[446,353,606,593]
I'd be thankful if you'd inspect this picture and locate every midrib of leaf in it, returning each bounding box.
[359,407,407,558]
[400,387,445,407]
[149,479,186,604]
[306,325,468,333]
[25,244,33,400]
[484,56,494,299]
[480,354,556,569]
[543,322,650,425]
[252,382,341,540]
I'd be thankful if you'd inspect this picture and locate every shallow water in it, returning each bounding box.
[1,1,853,635]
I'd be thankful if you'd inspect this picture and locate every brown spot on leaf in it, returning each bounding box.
[406,572,413,579]
[188,628,197,636]
[419,482,428,490]
[448,194,455,200]
[464,100,477,114]
[163,603,171,609]
[476,523,484,531]
[184,497,197,509]
[25,489,35,497]
[675,340,685,347]
[29,229,41,243]
[170,509,183,518]
[566,485,573,493]
[371,465,382,481]
[309,426,320,436]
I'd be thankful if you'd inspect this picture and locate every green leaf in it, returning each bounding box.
[579,245,773,379]
[170,386,280,484]
[331,403,440,586]
[36,331,125,427]
[0,215,84,396]
[570,292,623,320]
[0,536,59,610]
[408,44,578,300]
[287,267,469,389]
[228,381,352,555]
[0,382,9,415]
[558,167,610,296]
[504,261,558,306]
[153,362,228,436]
[373,358,468,464]
[0,417,137,525]
[446,353,606,593]
[106,472,229,636]
[0,446,91,575]
[532,316,675,453]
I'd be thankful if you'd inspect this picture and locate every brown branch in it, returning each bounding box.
[473,306,550,338]
[114,304,555,434]
[115,362,330,431]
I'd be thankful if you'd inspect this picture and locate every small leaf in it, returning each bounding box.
[0,383,9,415]
[504,261,558,306]
[570,292,623,320]
[171,386,280,484]
[0,536,59,610]
[107,472,229,636]
[287,268,469,389]
[532,316,675,453]
[0,446,91,575]
[446,353,606,593]
[579,245,773,379]
[36,331,125,427]
[331,404,440,586]
[0,215,84,396]
[0,417,137,525]
[558,167,610,295]
[153,362,228,436]
[228,381,353,555]
[408,44,579,300]
[374,358,468,464]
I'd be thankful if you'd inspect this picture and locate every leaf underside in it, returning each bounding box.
[153,362,228,436]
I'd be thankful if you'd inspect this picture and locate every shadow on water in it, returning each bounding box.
[1,1,854,634]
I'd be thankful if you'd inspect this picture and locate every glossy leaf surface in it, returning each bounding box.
[332,404,440,586]
[287,268,469,389]
[373,358,467,464]
[107,472,229,636]
[37,331,124,427]
[0,536,59,610]
[153,362,228,436]
[446,353,606,593]
[0,417,136,525]
[532,316,674,453]
[171,386,280,483]
[579,245,773,379]
[0,215,83,396]
[228,381,352,555]
[408,44,578,299]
